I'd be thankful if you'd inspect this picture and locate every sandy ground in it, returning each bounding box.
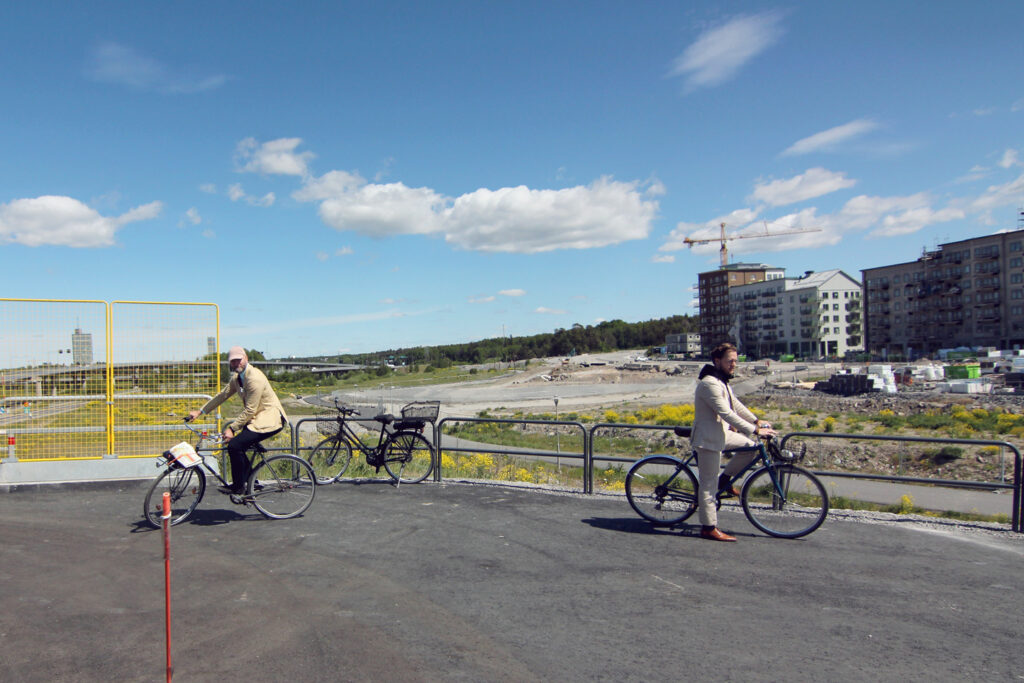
[301,351,764,418]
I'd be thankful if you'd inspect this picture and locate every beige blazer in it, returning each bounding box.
[200,364,288,434]
[690,372,757,451]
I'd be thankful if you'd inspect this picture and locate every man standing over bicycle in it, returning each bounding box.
[691,342,776,542]
[188,346,288,495]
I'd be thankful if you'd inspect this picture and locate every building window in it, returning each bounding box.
[1013,289,1023,300]
[1012,241,1022,252]
[1012,257,1023,268]
[832,291,839,298]
[834,327,840,334]
[1012,273,1023,284]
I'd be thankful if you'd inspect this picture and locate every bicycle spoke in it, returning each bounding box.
[625,456,698,526]
[249,455,316,519]
[741,465,829,538]
[383,432,433,484]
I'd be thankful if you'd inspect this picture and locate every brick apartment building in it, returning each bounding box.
[862,228,1024,358]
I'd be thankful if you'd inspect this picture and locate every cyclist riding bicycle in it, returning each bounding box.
[187,346,288,495]
[691,342,776,542]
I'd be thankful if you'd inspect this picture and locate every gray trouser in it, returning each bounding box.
[695,431,758,528]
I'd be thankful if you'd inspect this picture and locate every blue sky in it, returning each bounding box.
[2,1,1023,357]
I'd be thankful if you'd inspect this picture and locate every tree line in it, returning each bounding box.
[315,315,698,367]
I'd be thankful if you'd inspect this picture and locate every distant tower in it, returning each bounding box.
[72,328,93,365]
[207,336,217,357]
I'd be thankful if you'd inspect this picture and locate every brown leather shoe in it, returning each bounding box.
[700,526,737,542]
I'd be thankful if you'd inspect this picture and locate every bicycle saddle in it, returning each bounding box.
[673,426,692,438]
[373,413,395,425]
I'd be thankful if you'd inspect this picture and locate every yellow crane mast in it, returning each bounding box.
[684,222,823,267]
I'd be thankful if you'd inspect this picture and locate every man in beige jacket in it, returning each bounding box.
[188,346,288,495]
[691,342,775,541]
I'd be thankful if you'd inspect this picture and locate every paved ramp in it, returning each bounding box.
[1,481,1022,681]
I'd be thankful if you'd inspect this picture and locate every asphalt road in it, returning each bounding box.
[2,480,1023,682]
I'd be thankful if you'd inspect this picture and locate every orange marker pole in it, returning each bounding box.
[162,491,173,682]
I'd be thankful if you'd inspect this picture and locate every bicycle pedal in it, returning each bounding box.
[229,493,246,505]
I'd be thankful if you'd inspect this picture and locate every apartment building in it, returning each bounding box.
[728,269,863,359]
[861,228,1024,358]
[698,263,784,355]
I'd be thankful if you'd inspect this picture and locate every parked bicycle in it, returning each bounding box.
[625,427,829,538]
[143,421,316,528]
[306,399,437,486]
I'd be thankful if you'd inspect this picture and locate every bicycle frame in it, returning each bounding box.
[169,422,269,494]
[677,439,795,504]
[327,415,395,468]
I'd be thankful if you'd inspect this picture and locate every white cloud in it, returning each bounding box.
[869,206,966,238]
[335,246,353,256]
[669,11,785,90]
[183,207,201,225]
[236,137,314,177]
[499,289,526,297]
[998,148,1021,169]
[971,173,1024,211]
[315,251,329,262]
[781,119,879,156]
[85,42,227,94]
[749,167,856,207]
[199,184,217,194]
[973,107,996,117]
[295,173,660,253]
[535,307,567,315]
[0,196,162,247]
[468,295,496,304]
[651,254,675,263]
[227,183,275,207]
[1013,98,1024,112]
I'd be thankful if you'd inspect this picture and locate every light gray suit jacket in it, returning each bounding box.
[690,372,757,451]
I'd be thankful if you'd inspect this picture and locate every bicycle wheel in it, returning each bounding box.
[248,454,317,520]
[741,464,829,539]
[307,436,353,484]
[625,456,698,526]
[143,466,206,528]
[383,431,434,484]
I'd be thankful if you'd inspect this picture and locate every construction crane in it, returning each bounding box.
[684,222,822,267]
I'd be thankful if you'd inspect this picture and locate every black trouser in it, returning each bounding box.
[227,424,283,491]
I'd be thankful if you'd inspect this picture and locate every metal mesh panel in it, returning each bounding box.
[110,302,220,458]
[0,299,110,460]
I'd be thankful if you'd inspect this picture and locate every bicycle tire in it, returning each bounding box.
[625,455,698,526]
[143,466,206,528]
[248,454,317,520]
[741,464,829,539]
[382,431,433,484]
[307,436,353,484]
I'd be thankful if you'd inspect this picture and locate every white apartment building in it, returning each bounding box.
[729,269,864,358]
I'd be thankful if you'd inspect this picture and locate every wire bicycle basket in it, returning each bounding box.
[400,401,440,422]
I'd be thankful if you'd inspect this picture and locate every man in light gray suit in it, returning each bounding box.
[690,342,776,542]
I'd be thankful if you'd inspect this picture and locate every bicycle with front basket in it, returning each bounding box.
[142,421,316,528]
[625,427,829,538]
[306,398,437,486]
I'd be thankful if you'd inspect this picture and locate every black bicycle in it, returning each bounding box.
[306,399,437,486]
[625,427,829,538]
[142,421,316,528]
